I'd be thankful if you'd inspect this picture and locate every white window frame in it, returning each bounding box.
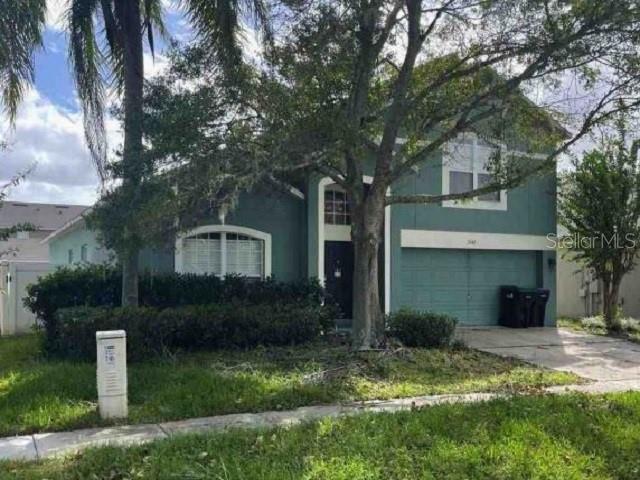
[442,132,508,211]
[175,225,272,278]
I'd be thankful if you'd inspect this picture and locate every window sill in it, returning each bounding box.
[442,198,507,211]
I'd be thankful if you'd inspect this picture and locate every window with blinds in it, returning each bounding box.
[182,231,264,278]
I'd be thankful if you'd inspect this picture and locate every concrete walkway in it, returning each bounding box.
[0,392,502,462]
[458,326,640,382]
[2,378,639,462]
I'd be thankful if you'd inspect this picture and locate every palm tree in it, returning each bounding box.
[0,0,270,305]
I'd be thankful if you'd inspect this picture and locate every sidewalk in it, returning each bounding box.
[2,379,639,462]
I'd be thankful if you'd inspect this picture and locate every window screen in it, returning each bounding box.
[324,188,351,225]
[477,173,500,201]
[449,171,473,195]
[226,233,263,278]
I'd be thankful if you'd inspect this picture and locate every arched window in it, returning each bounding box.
[177,226,271,278]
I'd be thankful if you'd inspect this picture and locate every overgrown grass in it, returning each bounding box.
[558,316,640,342]
[0,334,580,437]
[5,393,640,479]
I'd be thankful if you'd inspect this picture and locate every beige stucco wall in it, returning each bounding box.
[557,251,640,319]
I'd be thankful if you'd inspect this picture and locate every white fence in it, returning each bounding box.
[0,261,50,336]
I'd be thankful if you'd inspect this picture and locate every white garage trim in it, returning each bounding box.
[175,224,272,277]
[401,229,551,251]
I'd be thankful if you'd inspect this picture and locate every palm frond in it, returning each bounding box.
[67,0,108,182]
[0,0,46,123]
[143,0,169,59]
[99,0,125,94]
[181,0,271,66]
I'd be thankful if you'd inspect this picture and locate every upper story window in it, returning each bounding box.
[442,133,507,211]
[16,231,29,240]
[324,186,351,225]
[67,249,74,264]
[181,229,266,278]
[80,244,88,262]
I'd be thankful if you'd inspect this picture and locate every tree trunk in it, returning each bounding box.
[118,0,144,306]
[602,278,622,332]
[121,244,139,306]
[350,189,385,350]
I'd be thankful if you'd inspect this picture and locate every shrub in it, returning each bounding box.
[53,302,325,362]
[388,308,457,348]
[581,315,606,330]
[24,265,333,353]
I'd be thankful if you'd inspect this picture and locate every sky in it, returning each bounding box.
[0,0,187,206]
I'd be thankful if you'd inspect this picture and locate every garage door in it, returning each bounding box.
[399,248,538,325]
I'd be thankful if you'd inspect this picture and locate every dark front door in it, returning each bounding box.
[324,241,354,320]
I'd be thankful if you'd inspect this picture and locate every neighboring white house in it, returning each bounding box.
[0,201,88,335]
[0,201,88,261]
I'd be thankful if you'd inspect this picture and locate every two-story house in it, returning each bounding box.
[43,131,557,327]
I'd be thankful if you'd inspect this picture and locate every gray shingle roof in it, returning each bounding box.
[0,201,89,231]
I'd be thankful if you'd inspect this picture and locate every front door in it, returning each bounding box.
[324,241,354,320]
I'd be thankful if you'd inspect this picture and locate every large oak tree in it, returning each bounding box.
[254,0,640,348]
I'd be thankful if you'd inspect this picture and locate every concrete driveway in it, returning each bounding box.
[459,327,640,382]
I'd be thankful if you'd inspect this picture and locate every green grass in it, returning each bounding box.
[5,392,640,479]
[0,334,580,437]
[558,316,640,343]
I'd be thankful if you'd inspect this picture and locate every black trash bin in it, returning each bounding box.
[499,286,527,328]
[499,286,539,328]
[529,288,550,327]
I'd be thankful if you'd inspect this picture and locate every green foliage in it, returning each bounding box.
[50,302,325,361]
[23,264,332,354]
[388,308,457,348]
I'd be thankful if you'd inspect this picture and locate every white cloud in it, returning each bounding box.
[144,52,169,79]
[46,0,67,31]
[161,0,182,15]
[0,89,112,205]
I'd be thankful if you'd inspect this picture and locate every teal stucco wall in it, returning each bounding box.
[48,186,307,282]
[389,151,557,324]
[196,186,307,282]
[48,222,174,273]
[49,224,107,267]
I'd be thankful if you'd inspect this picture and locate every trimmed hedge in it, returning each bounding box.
[53,302,326,361]
[388,308,457,347]
[23,265,333,353]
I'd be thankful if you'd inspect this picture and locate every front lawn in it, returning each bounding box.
[5,392,640,479]
[0,334,580,437]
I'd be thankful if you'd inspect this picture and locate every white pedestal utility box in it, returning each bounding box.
[96,330,128,419]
